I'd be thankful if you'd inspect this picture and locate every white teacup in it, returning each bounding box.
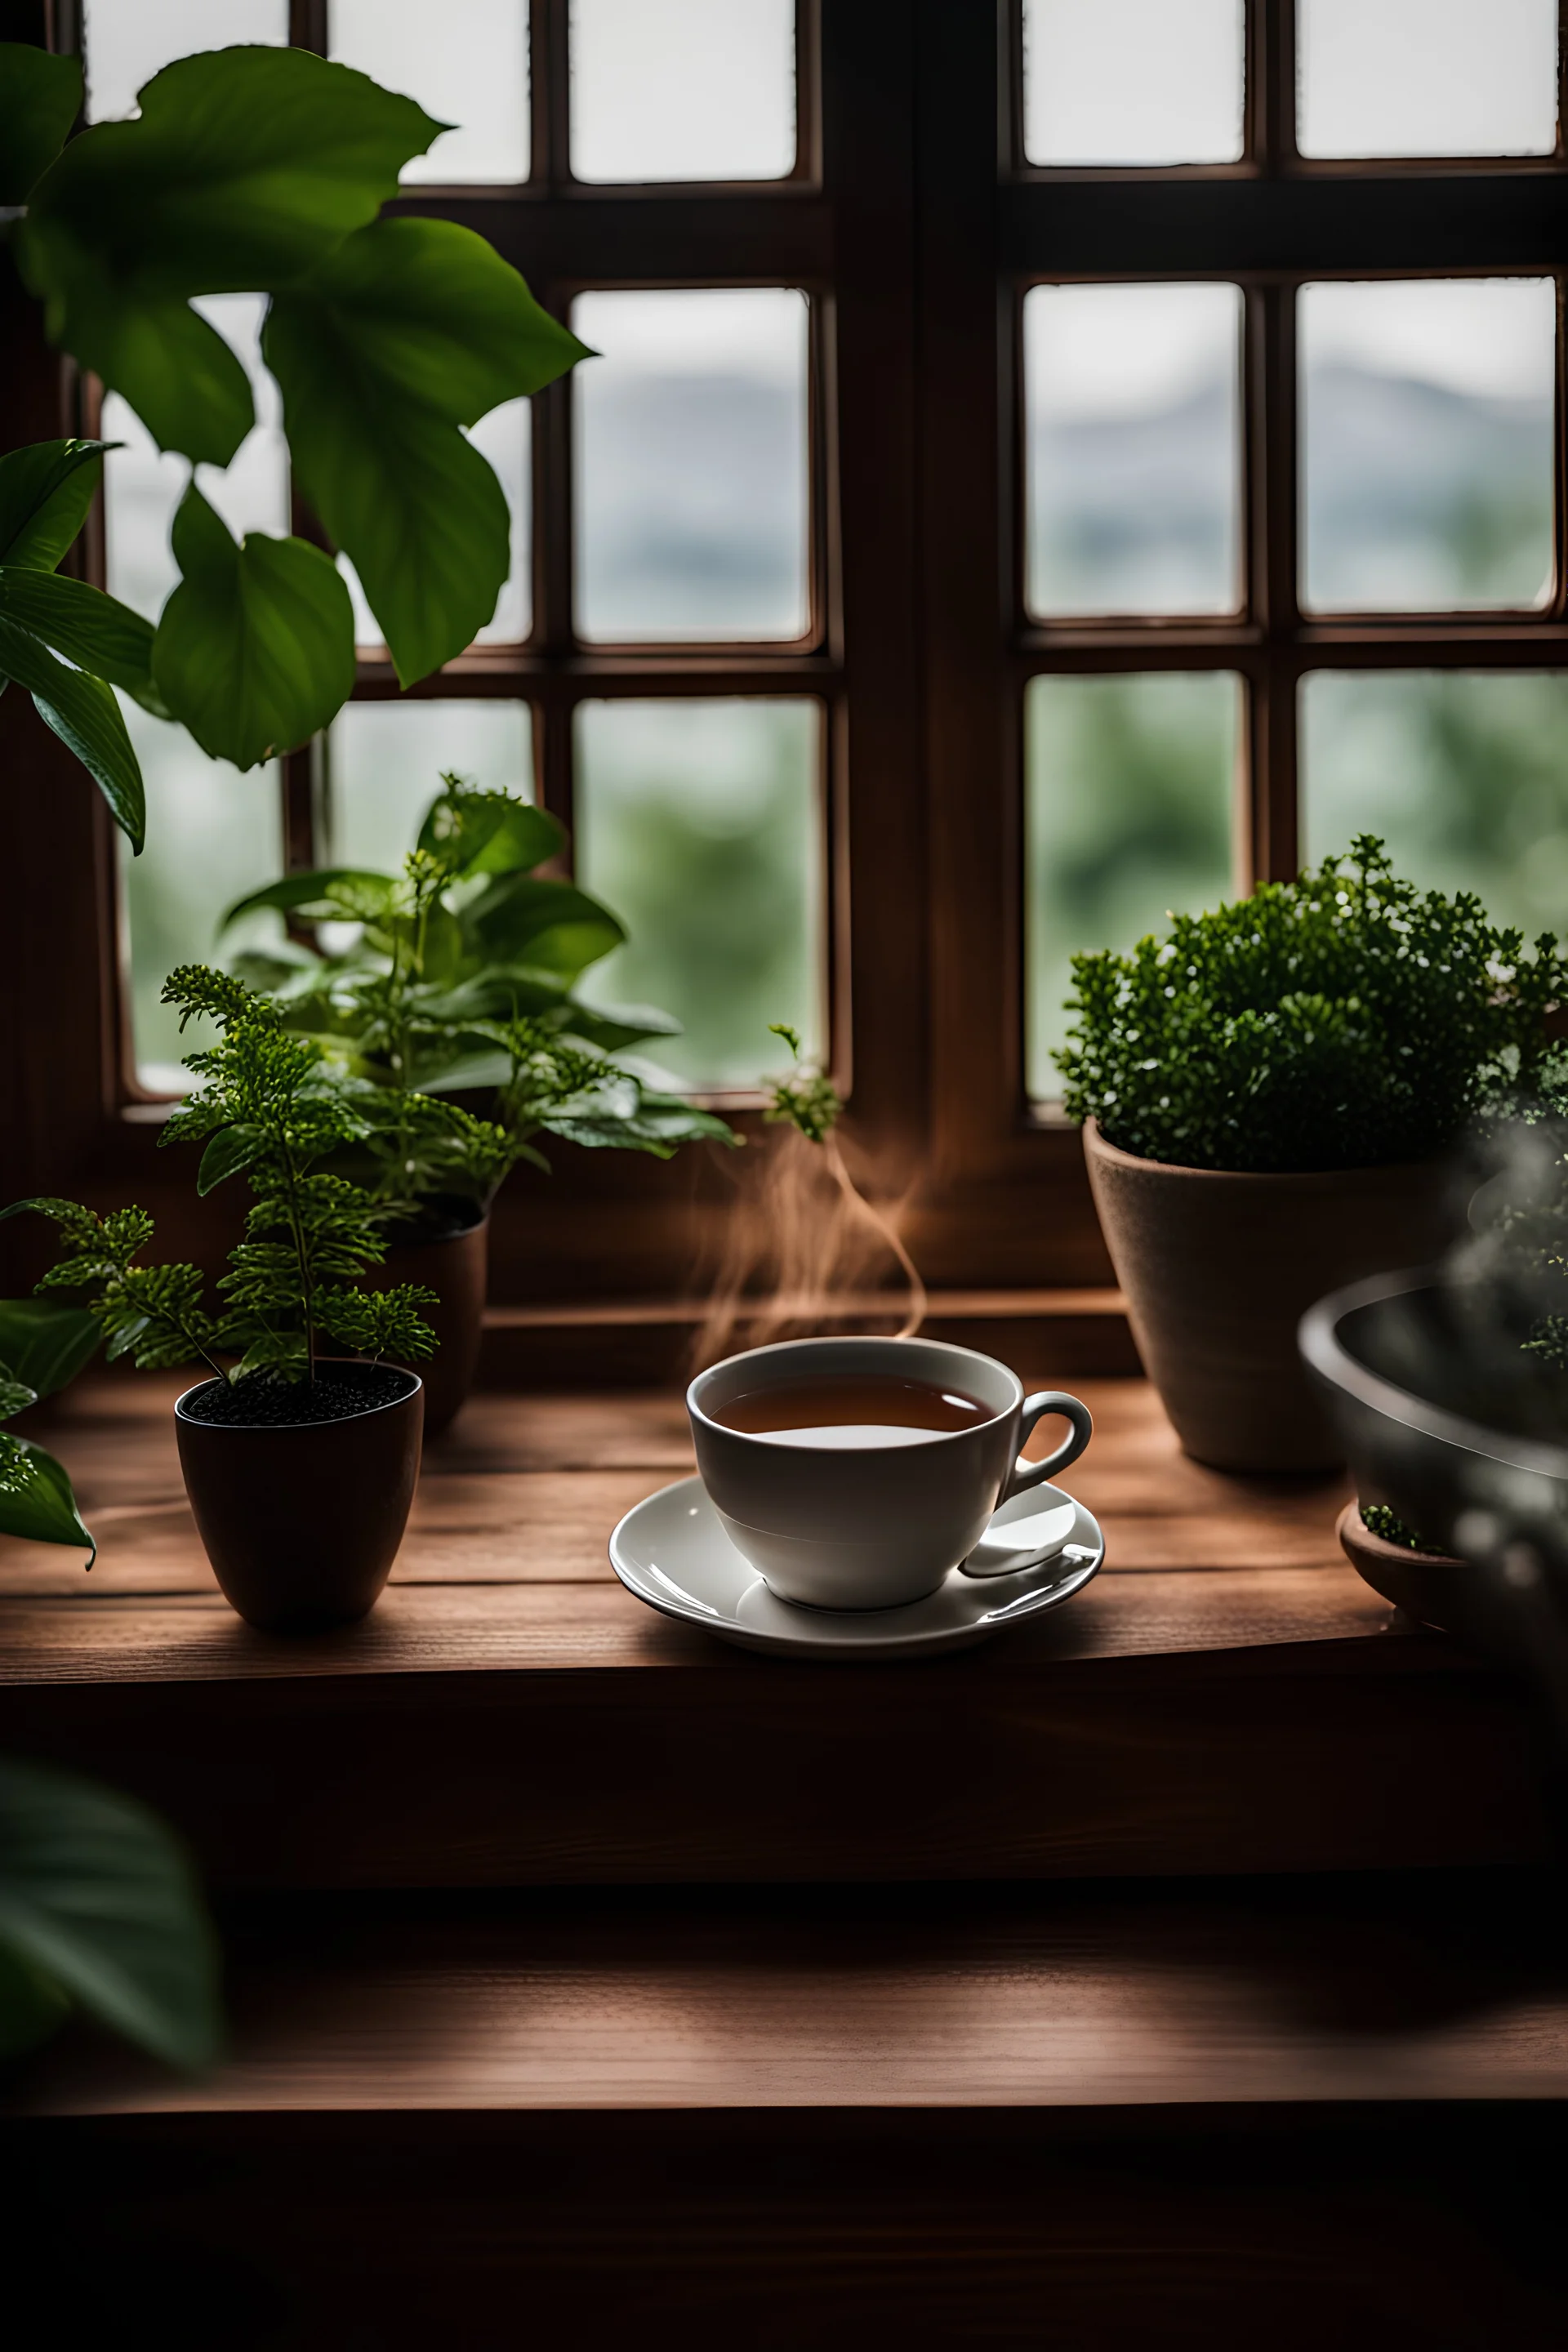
[686,1334,1093,1611]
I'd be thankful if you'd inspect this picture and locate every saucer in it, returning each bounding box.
[608,1476,1104,1660]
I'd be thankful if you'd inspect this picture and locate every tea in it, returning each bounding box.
[712,1374,991,1449]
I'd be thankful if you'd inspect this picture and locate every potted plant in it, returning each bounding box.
[1058,838,1568,1472]
[2,967,439,1633]
[221,775,734,1430]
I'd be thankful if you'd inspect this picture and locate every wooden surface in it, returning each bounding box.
[0,1374,1554,1886]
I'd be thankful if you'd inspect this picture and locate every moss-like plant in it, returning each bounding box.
[1058,837,1568,1173]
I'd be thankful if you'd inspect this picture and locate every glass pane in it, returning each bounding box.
[1303,672,1568,942]
[571,0,795,183]
[1022,0,1245,167]
[1298,0,1557,158]
[329,0,530,183]
[574,699,822,1088]
[343,398,531,648]
[1300,279,1554,614]
[1025,672,1238,1098]
[103,294,288,624]
[122,711,283,1093]
[83,0,286,120]
[327,702,534,871]
[1024,283,1242,617]
[573,290,810,644]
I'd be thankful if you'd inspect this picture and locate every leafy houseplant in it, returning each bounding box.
[225,776,735,1428]
[2,968,439,1631]
[1058,839,1568,1471]
[0,40,587,839]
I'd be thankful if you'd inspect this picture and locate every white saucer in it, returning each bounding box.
[608,1476,1104,1660]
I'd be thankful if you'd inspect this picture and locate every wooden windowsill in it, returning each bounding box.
[0,1371,1553,1888]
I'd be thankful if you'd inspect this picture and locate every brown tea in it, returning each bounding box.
[712,1374,990,1448]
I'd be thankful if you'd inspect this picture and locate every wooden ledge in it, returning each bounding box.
[0,1376,1554,1887]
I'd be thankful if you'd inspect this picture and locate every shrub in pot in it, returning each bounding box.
[224,776,733,1431]
[1057,837,1568,1472]
[1,968,439,1633]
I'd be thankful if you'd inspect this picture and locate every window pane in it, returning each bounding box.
[571,0,795,183]
[574,700,822,1088]
[122,714,283,1093]
[1024,283,1242,617]
[83,0,286,120]
[1303,672,1568,942]
[327,702,534,871]
[342,399,531,649]
[329,0,529,183]
[1300,279,1554,614]
[573,290,810,644]
[1022,0,1245,167]
[103,295,288,623]
[1298,0,1557,158]
[1026,672,1237,1098]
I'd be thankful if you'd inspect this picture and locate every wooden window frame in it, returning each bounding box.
[5,0,1568,1313]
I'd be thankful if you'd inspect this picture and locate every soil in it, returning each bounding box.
[178,1364,416,1428]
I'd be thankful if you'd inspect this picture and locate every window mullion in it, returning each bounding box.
[1245,279,1300,882]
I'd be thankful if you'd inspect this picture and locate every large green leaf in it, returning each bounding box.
[465,874,625,973]
[151,485,355,769]
[0,439,109,574]
[0,1432,93,1557]
[0,615,145,849]
[18,47,445,465]
[0,1757,221,2070]
[418,791,564,880]
[265,217,590,683]
[0,1300,102,1399]
[220,866,400,931]
[0,568,163,713]
[0,43,80,206]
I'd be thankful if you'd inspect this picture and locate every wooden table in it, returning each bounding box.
[4,1375,1566,2345]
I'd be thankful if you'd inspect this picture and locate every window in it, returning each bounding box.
[7,1,1567,1305]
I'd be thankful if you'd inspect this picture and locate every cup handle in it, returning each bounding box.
[1000,1391,1093,1502]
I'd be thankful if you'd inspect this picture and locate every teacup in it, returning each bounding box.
[686,1334,1092,1610]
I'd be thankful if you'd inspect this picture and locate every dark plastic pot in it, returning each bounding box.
[371,1196,488,1437]
[1084,1119,1460,1472]
[1300,1270,1568,1680]
[174,1361,423,1633]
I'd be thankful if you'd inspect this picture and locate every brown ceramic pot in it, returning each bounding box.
[174,1361,423,1633]
[1335,1500,1458,1630]
[370,1197,488,1437]
[1082,1119,1459,1472]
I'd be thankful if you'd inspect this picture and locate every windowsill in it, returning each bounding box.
[0,1369,1550,1891]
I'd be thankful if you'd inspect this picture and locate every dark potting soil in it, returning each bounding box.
[179,1365,416,1428]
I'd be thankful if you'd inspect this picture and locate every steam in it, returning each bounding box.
[689,1031,926,1372]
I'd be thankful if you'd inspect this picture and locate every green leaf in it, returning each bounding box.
[0,439,107,573]
[0,1433,94,1558]
[0,615,145,849]
[0,1757,221,2070]
[220,866,399,931]
[151,485,355,769]
[0,43,81,206]
[417,790,563,880]
[18,47,444,465]
[0,566,163,713]
[466,875,625,974]
[0,1373,38,1420]
[265,217,590,682]
[0,1300,102,1399]
[196,1125,263,1196]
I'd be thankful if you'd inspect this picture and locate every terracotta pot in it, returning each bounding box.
[1336,1501,1457,1631]
[1082,1119,1459,1472]
[371,1197,488,1437]
[174,1361,423,1633]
